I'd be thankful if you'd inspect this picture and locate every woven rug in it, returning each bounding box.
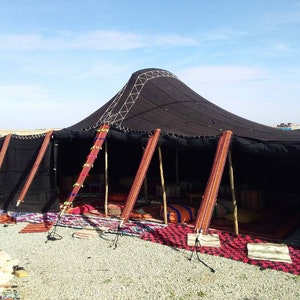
[19,222,54,233]
[140,224,300,275]
[12,211,165,237]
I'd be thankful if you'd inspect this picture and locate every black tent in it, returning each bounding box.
[1,68,300,216]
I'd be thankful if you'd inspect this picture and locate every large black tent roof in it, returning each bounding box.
[55,68,300,155]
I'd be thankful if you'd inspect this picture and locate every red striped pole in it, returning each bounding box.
[0,133,12,169]
[120,129,161,225]
[16,130,54,207]
[194,130,233,234]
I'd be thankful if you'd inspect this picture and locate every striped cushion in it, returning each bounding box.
[160,204,195,224]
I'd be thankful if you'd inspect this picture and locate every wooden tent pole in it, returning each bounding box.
[16,130,53,207]
[228,150,239,235]
[0,133,12,169]
[60,124,109,216]
[158,147,168,224]
[175,148,179,185]
[104,140,109,217]
[194,130,233,234]
[141,146,148,204]
[120,129,161,225]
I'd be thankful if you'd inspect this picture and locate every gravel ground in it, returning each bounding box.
[1,222,300,300]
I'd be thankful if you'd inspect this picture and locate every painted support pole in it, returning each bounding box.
[60,124,110,216]
[0,133,12,169]
[120,129,161,225]
[16,130,53,207]
[193,130,233,234]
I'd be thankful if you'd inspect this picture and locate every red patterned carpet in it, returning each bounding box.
[210,210,300,241]
[140,224,300,275]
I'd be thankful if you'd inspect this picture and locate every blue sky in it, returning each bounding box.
[1,0,300,129]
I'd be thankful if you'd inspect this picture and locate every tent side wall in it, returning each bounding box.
[0,135,59,213]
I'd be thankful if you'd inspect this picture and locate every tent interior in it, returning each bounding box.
[57,134,300,200]
[54,131,300,240]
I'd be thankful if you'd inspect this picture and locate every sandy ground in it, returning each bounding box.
[1,222,300,300]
